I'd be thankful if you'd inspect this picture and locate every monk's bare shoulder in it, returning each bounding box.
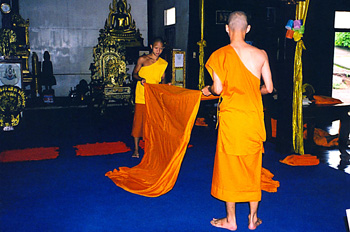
[258,48,268,59]
[246,44,266,56]
[137,55,148,65]
[138,54,155,66]
[247,45,268,63]
[133,55,150,74]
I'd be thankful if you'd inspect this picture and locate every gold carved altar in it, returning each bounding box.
[90,0,144,113]
[0,11,30,85]
[11,12,30,81]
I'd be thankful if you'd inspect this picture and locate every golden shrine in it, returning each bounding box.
[0,3,30,131]
[11,12,30,81]
[90,0,144,113]
[0,8,30,82]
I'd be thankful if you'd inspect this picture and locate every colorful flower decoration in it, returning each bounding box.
[285,19,304,41]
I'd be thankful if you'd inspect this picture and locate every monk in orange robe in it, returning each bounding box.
[202,11,273,231]
[131,37,168,158]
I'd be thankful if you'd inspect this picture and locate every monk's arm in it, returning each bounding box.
[160,71,166,84]
[202,70,223,96]
[211,71,223,95]
[260,51,273,95]
[132,57,146,85]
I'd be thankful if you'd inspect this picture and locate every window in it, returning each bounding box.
[332,11,350,103]
[334,11,350,29]
[164,7,176,26]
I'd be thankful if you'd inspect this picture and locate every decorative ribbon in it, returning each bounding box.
[292,0,310,155]
[198,0,206,90]
[197,39,207,90]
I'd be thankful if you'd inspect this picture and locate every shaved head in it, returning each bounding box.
[227,11,248,31]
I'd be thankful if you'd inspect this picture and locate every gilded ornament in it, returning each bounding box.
[0,29,17,57]
[0,85,26,128]
[90,0,143,112]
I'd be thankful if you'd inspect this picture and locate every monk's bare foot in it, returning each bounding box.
[132,151,139,158]
[248,215,262,230]
[210,218,237,231]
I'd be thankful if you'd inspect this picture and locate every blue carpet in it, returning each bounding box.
[1,107,349,232]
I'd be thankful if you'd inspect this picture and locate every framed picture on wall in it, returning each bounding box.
[216,10,231,24]
[0,60,22,88]
[172,51,186,88]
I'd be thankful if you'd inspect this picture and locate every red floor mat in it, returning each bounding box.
[0,147,59,163]
[74,142,131,156]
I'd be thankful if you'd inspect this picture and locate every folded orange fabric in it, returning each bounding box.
[271,118,277,138]
[201,95,220,101]
[280,154,319,166]
[74,142,130,156]
[195,117,208,127]
[0,147,59,162]
[303,127,339,147]
[261,168,280,193]
[312,95,342,105]
[139,140,145,149]
[106,84,202,197]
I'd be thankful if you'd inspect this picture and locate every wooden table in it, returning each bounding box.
[303,103,350,152]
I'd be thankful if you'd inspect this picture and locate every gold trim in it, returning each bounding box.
[197,0,206,89]
[292,0,309,155]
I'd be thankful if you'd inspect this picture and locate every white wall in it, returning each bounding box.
[20,0,147,96]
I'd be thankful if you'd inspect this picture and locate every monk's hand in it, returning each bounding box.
[140,78,146,86]
[201,85,212,96]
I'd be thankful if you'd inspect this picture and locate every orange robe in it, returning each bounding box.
[135,57,168,104]
[131,103,146,138]
[205,45,265,202]
[132,58,168,137]
[106,84,201,197]
[105,84,278,197]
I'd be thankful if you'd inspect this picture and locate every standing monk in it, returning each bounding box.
[131,37,168,158]
[202,11,273,231]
